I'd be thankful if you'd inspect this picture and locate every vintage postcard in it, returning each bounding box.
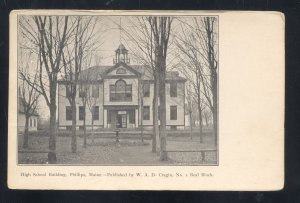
[8,10,284,190]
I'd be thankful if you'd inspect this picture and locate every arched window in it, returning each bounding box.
[116,80,126,92]
[110,80,132,101]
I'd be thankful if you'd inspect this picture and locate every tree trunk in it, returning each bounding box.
[197,92,203,143]
[204,112,209,127]
[48,103,57,163]
[212,73,218,146]
[83,106,87,148]
[189,111,193,140]
[152,77,160,153]
[159,71,167,161]
[23,116,29,149]
[140,98,144,143]
[71,99,77,153]
[91,118,94,143]
[199,109,203,143]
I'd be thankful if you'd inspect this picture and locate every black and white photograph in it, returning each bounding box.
[16,14,219,165]
[8,10,284,191]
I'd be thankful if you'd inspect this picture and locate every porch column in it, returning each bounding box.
[104,109,107,128]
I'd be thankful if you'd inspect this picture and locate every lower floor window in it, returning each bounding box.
[128,110,135,124]
[143,106,150,120]
[107,110,114,124]
[79,106,85,120]
[66,106,72,120]
[93,106,99,120]
[170,106,177,120]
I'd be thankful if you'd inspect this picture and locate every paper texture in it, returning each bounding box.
[8,10,284,190]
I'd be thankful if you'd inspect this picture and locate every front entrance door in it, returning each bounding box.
[117,113,127,128]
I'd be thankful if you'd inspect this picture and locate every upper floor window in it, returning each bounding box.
[66,85,72,98]
[79,87,86,98]
[143,82,150,97]
[170,82,177,97]
[92,85,99,98]
[116,68,126,74]
[110,79,132,102]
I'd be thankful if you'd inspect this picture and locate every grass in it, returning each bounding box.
[18,130,217,165]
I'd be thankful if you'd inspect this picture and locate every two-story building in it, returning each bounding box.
[58,44,186,130]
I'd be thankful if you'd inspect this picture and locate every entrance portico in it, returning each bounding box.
[103,105,139,129]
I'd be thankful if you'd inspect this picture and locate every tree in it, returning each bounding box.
[19,16,71,162]
[62,16,101,153]
[124,16,173,160]
[175,17,218,145]
[18,49,40,149]
[121,17,160,153]
[86,80,101,144]
[148,17,173,160]
[194,17,218,145]
[185,82,195,139]
[202,17,218,146]
[79,54,99,147]
[175,27,206,143]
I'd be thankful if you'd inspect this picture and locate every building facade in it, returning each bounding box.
[58,44,186,130]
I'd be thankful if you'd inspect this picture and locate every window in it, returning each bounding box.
[108,110,112,124]
[110,80,132,101]
[34,119,36,127]
[170,82,177,97]
[129,110,135,124]
[116,68,126,74]
[79,88,86,98]
[66,106,72,120]
[107,110,116,124]
[30,118,32,127]
[110,85,116,101]
[143,82,150,97]
[92,85,99,98]
[143,106,150,120]
[125,85,132,101]
[66,85,72,98]
[79,106,85,120]
[170,106,177,120]
[92,106,99,120]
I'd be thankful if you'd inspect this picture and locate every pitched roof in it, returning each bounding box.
[78,65,111,81]
[79,63,186,82]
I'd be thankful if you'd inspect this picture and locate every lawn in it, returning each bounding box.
[18,130,217,165]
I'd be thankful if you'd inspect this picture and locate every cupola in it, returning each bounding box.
[113,44,130,64]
